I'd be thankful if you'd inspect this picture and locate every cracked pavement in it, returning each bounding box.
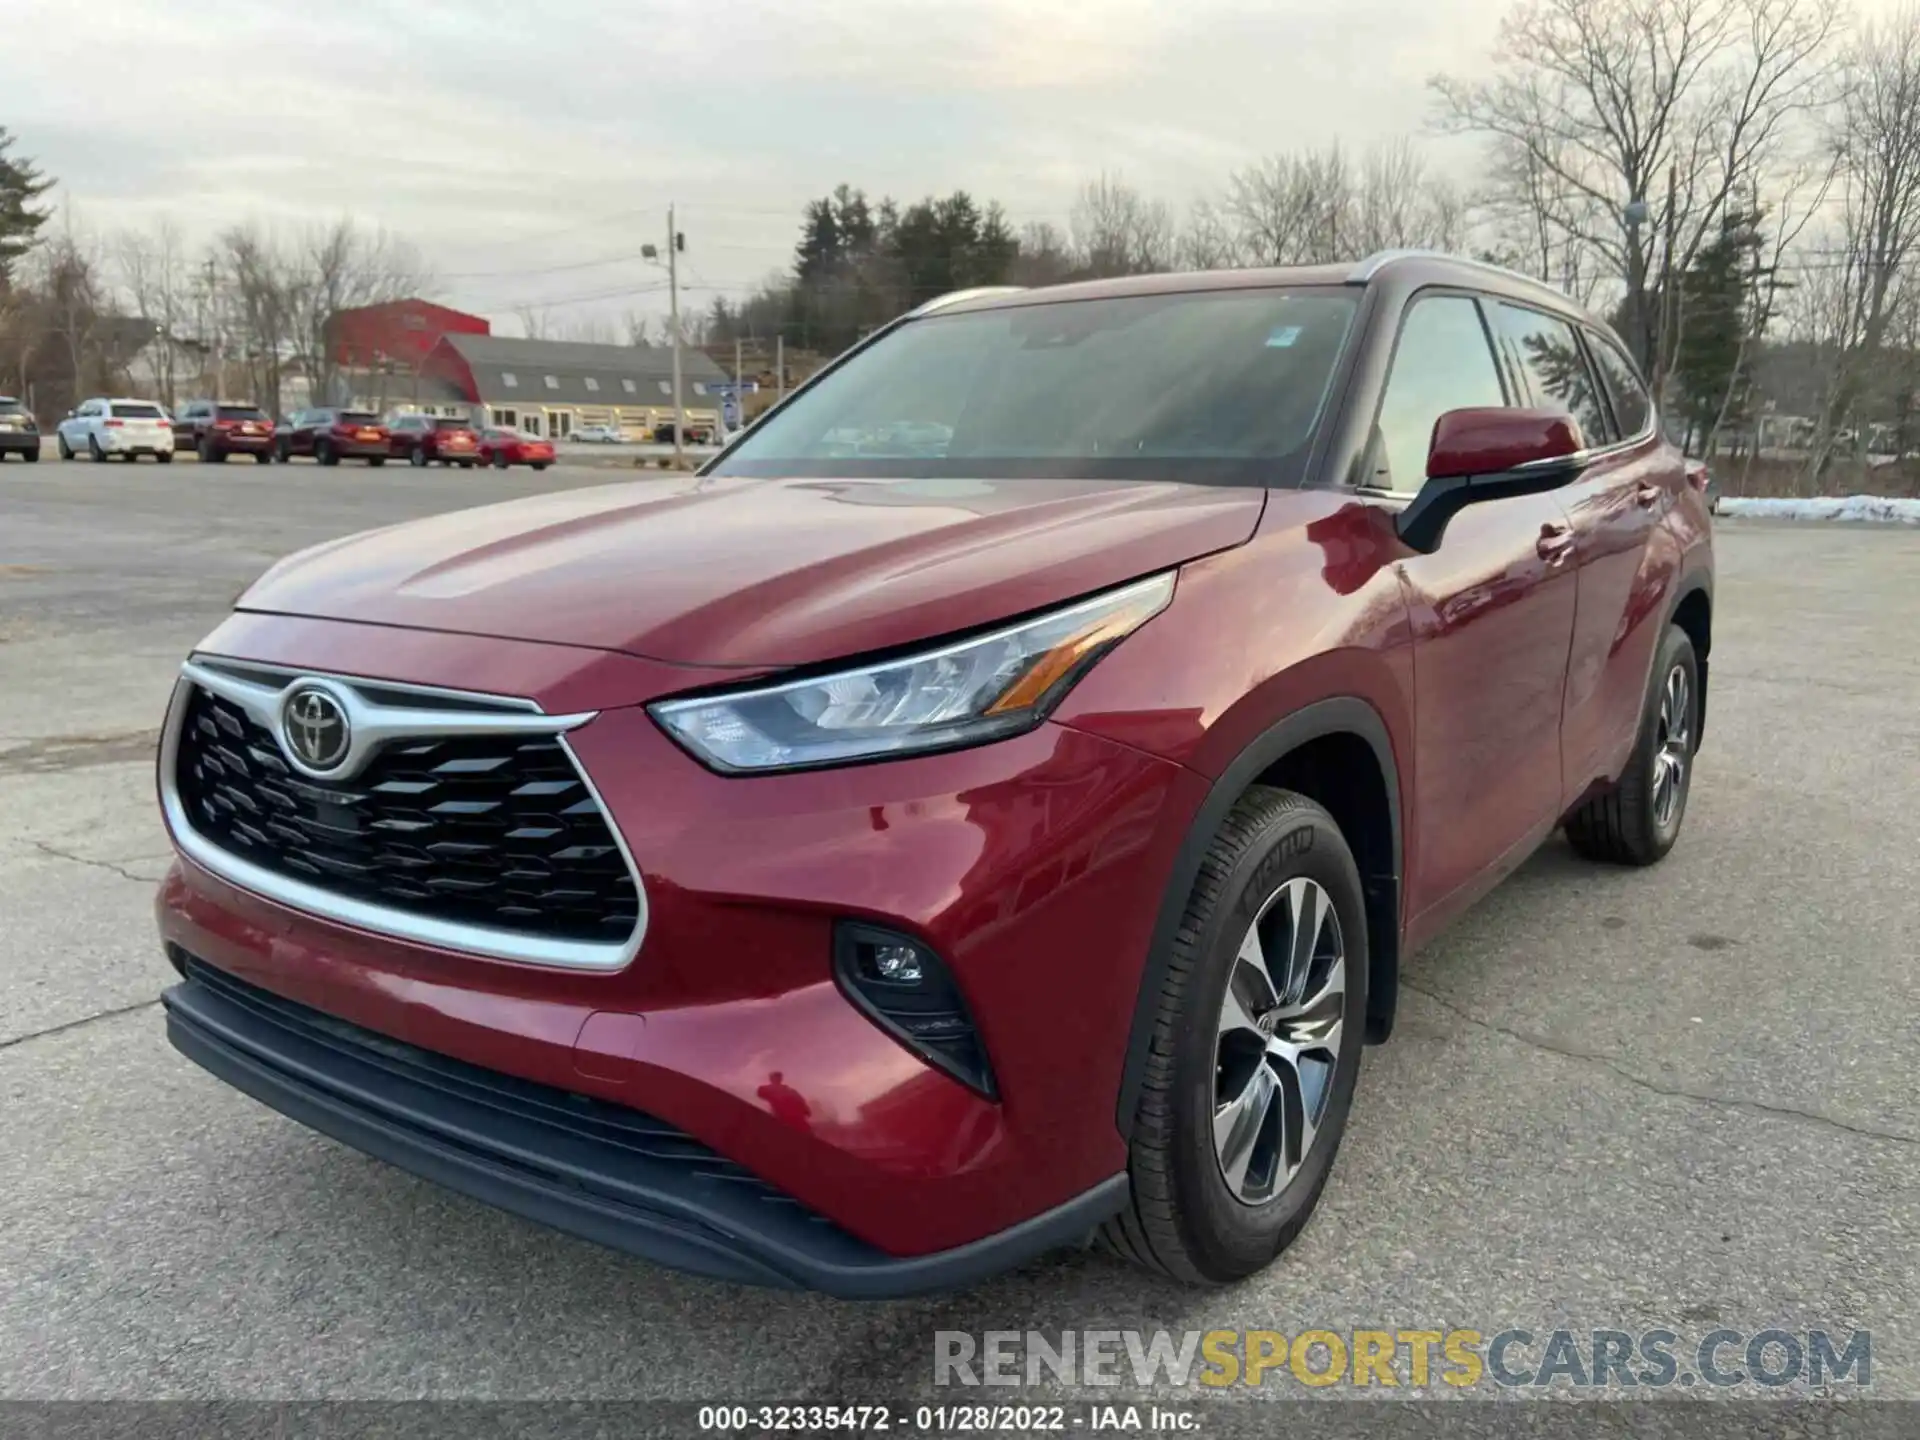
[2,462,1917,1403]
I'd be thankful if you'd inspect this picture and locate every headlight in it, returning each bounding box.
[651,572,1175,773]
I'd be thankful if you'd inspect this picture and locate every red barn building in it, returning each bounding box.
[327,299,491,372]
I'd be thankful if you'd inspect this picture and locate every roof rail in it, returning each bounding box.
[910,286,1028,317]
[1347,248,1564,293]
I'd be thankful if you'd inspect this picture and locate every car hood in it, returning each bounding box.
[237,473,1265,669]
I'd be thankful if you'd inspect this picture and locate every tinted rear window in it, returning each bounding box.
[217,405,267,421]
[434,418,474,431]
[111,403,165,419]
[339,411,379,425]
[714,288,1358,486]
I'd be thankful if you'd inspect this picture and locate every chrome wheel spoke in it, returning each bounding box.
[1213,876,1347,1206]
[1213,1063,1278,1198]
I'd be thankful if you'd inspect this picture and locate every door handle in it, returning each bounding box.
[1635,482,1663,508]
[1536,523,1575,565]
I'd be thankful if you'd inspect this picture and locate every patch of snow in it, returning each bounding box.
[1717,496,1920,525]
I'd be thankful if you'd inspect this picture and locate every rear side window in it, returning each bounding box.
[111,403,164,419]
[1493,304,1611,447]
[1368,294,1508,493]
[1587,333,1652,439]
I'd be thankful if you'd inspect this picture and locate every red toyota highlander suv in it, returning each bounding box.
[156,254,1712,1296]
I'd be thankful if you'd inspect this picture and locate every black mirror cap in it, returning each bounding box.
[832,921,998,1100]
[1395,453,1589,554]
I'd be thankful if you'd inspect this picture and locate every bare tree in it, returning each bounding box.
[622,309,652,347]
[218,225,297,414]
[514,303,555,340]
[1178,198,1242,270]
[113,218,190,408]
[289,219,432,406]
[1069,175,1175,276]
[1010,221,1076,285]
[1797,8,1920,479]
[1433,0,1841,387]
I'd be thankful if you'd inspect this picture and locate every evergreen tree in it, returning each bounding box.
[1675,211,1760,451]
[0,128,52,291]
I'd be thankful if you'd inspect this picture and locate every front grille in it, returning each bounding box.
[174,683,638,944]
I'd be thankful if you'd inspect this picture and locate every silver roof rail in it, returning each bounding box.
[910,286,1028,317]
[1347,248,1565,293]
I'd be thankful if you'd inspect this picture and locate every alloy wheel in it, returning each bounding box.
[1212,876,1346,1206]
[1652,664,1692,829]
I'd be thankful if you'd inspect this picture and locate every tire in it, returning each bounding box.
[493,451,509,469]
[531,462,548,471]
[410,447,427,467]
[460,460,475,470]
[58,434,73,460]
[23,448,38,463]
[89,436,106,463]
[1565,625,1700,866]
[253,451,270,464]
[316,440,338,467]
[1101,787,1368,1285]
[156,451,173,464]
[368,457,386,467]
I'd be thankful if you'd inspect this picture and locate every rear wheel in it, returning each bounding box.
[1101,787,1367,1284]
[156,451,173,464]
[89,436,105,463]
[368,456,386,467]
[493,451,509,469]
[22,448,37,463]
[531,461,548,471]
[410,447,427,467]
[1565,625,1700,866]
[316,440,338,467]
[253,451,270,464]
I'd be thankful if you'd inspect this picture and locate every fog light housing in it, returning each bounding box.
[834,921,997,1099]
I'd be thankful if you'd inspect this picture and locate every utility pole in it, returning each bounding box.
[734,336,744,437]
[204,255,222,397]
[776,334,785,404]
[667,205,684,465]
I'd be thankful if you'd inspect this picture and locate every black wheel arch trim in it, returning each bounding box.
[1664,572,1713,744]
[1114,696,1404,1141]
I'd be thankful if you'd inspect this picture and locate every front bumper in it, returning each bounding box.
[156,614,1205,1276]
[163,952,1125,1297]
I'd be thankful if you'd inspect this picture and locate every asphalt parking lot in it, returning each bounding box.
[2,458,1917,1411]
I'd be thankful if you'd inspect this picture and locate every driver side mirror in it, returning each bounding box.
[1396,407,1589,553]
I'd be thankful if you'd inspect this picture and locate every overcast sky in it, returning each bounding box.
[2,0,1702,332]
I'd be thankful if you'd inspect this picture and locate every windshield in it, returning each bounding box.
[713,287,1357,485]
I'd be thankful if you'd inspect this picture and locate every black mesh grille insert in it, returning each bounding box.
[174,684,638,944]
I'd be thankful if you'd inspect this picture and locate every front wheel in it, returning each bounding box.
[58,434,73,460]
[1565,625,1700,865]
[1101,787,1367,1285]
[493,452,509,469]
[316,440,338,467]
[531,461,548,471]
[410,447,427,467]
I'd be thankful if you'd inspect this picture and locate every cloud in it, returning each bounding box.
[11,0,1511,325]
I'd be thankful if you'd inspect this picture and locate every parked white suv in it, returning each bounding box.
[57,398,175,463]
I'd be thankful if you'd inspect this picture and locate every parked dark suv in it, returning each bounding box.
[389,414,481,468]
[175,401,275,463]
[0,396,38,462]
[276,409,390,466]
[155,253,1712,1297]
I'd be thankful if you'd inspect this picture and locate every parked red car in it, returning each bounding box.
[155,255,1712,1297]
[276,408,390,466]
[175,401,276,463]
[390,414,481,468]
[477,427,554,470]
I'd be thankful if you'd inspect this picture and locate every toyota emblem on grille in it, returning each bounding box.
[282,686,350,771]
